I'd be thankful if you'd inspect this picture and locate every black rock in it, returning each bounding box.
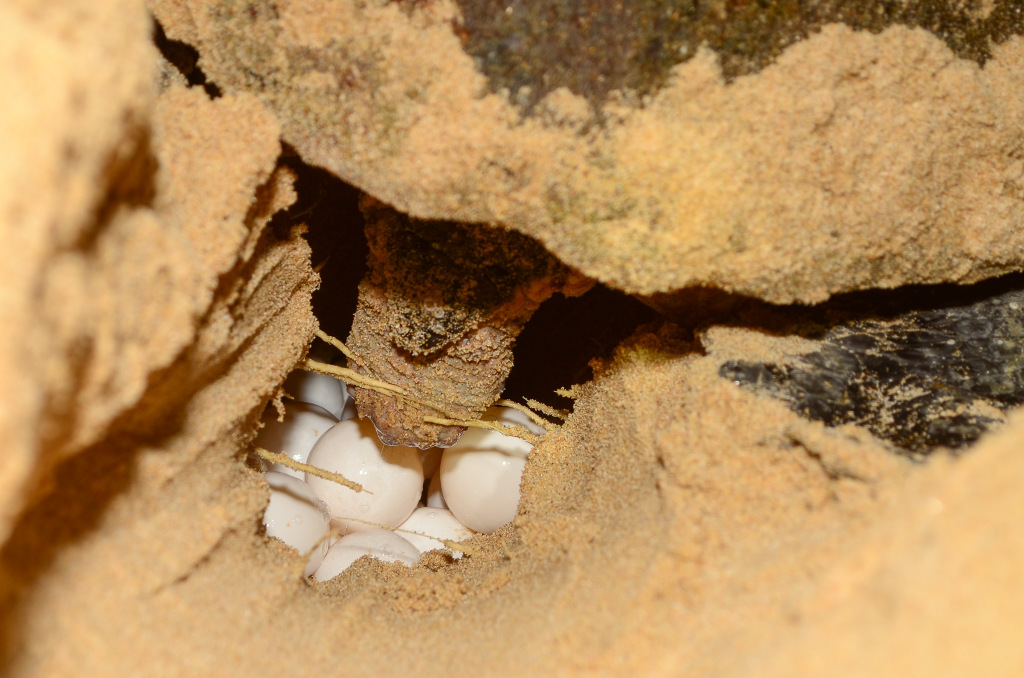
[720,286,1024,454]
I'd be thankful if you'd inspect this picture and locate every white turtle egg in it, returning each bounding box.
[487,405,548,436]
[420,448,442,480]
[339,395,360,421]
[395,507,474,558]
[304,418,423,534]
[439,406,546,534]
[425,473,447,509]
[283,369,348,420]
[312,528,420,582]
[337,385,358,421]
[262,472,331,577]
[256,401,338,479]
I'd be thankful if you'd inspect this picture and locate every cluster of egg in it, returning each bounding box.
[257,368,545,581]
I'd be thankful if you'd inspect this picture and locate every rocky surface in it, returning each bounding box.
[718,282,1024,453]
[152,0,1024,301]
[346,198,590,448]
[3,3,1024,678]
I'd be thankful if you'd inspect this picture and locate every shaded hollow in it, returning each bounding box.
[5,20,1022,670]
[273,153,662,425]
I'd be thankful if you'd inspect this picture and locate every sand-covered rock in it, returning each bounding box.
[4,3,1024,677]
[0,0,314,545]
[346,198,590,448]
[152,0,1024,301]
[0,0,158,541]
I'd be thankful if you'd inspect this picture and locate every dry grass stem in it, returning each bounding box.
[253,446,368,494]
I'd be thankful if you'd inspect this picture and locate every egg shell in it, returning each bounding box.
[395,507,474,558]
[439,406,545,534]
[262,472,331,577]
[256,401,338,479]
[283,369,348,420]
[425,473,447,509]
[305,418,423,534]
[312,528,420,582]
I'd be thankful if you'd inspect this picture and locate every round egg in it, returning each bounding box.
[340,395,358,421]
[396,507,474,558]
[425,473,447,509]
[304,418,423,534]
[256,401,337,479]
[312,528,420,582]
[439,406,546,534]
[262,472,331,577]
[283,369,348,420]
[420,448,442,481]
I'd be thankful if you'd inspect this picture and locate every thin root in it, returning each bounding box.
[254,447,368,494]
[391,526,480,557]
[328,517,481,557]
[307,331,551,447]
[423,415,543,447]
[495,398,552,427]
[555,385,584,400]
[526,397,569,422]
[304,358,406,397]
[305,358,455,418]
[314,328,360,365]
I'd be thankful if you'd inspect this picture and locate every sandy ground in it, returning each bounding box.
[1,1,1023,676]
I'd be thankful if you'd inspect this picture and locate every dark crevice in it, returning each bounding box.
[152,18,222,98]
[504,286,661,410]
[268,148,368,354]
[268,153,664,412]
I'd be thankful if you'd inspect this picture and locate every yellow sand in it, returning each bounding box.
[2,1,1023,676]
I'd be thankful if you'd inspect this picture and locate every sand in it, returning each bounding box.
[153,0,1024,301]
[2,0,1024,676]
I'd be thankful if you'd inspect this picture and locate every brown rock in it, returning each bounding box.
[346,198,590,448]
[153,0,1024,301]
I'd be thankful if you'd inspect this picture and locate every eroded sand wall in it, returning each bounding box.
[153,0,1024,301]
[1,1,1024,677]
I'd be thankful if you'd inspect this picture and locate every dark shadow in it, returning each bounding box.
[648,271,1024,338]
[504,285,661,410]
[152,18,222,98]
[270,148,367,351]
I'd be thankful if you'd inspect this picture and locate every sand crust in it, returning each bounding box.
[155,0,1024,300]
[2,2,1024,676]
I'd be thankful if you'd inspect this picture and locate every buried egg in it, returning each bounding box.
[305,418,423,534]
[339,386,358,421]
[262,472,331,577]
[425,473,446,509]
[283,369,348,420]
[439,406,546,534]
[395,507,474,558]
[256,401,338,479]
[312,528,420,582]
